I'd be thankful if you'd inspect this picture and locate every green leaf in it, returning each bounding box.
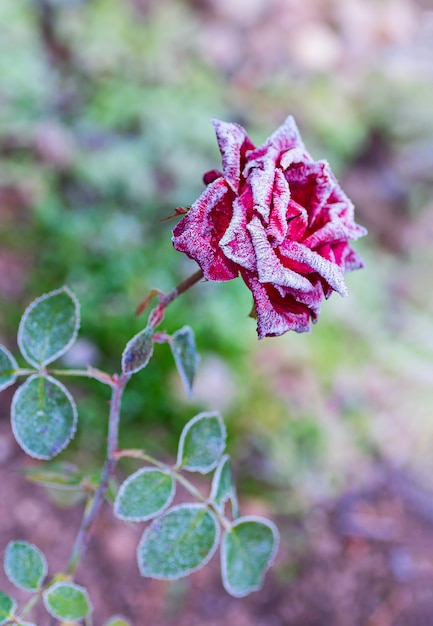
[170,326,200,397]
[177,411,226,474]
[20,462,83,490]
[18,286,80,368]
[137,504,219,580]
[114,468,175,522]
[0,345,18,392]
[4,541,47,591]
[11,375,77,459]
[210,454,239,518]
[0,591,16,625]
[122,326,154,375]
[43,582,92,621]
[105,617,131,626]
[221,517,279,597]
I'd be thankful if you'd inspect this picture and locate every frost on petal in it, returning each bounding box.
[285,160,335,225]
[248,116,305,164]
[302,221,353,250]
[247,216,313,292]
[172,179,238,281]
[286,200,308,242]
[212,119,255,193]
[266,169,290,246]
[242,271,312,338]
[172,116,367,339]
[219,191,256,272]
[280,240,348,296]
[332,243,366,272]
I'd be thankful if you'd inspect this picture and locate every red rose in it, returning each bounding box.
[172,117,367,338]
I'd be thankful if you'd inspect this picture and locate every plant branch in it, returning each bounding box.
[114,449,231,530]
[66,373,130,576]
[136,269,204,319]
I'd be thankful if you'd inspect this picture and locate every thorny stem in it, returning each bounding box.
[137,269,204,318]
[160,269,204,307]
[114,449,232,531]
[66,373,130,577]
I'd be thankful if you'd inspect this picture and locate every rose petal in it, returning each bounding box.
[242,271,312,338]
[280,240,348,296]
[247,216,314,292]
[285,160,335,225]
[172,179,238,281]
[266,169,290,246]
[211,119,255,193]
[219,190,256,272]
[244,117,305,222]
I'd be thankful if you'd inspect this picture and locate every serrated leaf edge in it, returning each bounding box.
[114,467,176,522]
[220,516,280,598]
[17,286,80,368]
[4,540,48,591]
[11,374,78,460]
[177,411,227,474]
[137,503,220,580]
[42,581,92,621]
[210,453,238,515]
[170,326,200,398]
[0,591,17,625]
[0,345,18,392]
[121,326,154,375]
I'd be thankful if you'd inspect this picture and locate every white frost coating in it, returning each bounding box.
[17,286,80,368]
[211,119,252,193]
[11,374,78,460]
[280,146,310,170]
[247,216,314,292]
[219,196,256,271]
[177,411,227,474]
[121,326,154,375]
[220,516,280,598]
[241,271,311,338]
[210,453,238,516]
[0,345,18,392]
[281,241,348,296]
[43,581,92,621]
[4,540,48,591]
[114,468,175,522]
[137,503,220,580]
[266,169,291,246]
[172,178,238,282]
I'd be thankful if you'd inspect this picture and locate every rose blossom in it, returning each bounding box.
[172,117,367,339]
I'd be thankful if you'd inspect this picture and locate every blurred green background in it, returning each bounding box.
[1,0,433,514]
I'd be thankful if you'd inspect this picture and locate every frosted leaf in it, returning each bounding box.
[4,541,47,591]
[43,582,92,621]
[0,345,18,392]
[137,504,219,580]
[170,326,200,397]
[11,375,77,460]
[18,286,80,368]
[122,326,154,375]
[221,516,279,597]
[177,411,226,474]
[114,468,175,522]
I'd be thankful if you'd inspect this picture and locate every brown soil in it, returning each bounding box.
[3,416,433,626]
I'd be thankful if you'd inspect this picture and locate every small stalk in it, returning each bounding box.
[114,448,232,531]
[66,373,130,576]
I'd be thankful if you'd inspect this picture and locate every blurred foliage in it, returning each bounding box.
[1,0,433,508]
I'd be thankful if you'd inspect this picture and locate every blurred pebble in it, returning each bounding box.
[190,356,237,412]
[61,338,101,367]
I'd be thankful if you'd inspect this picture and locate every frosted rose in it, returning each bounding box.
[172,117,367,338]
